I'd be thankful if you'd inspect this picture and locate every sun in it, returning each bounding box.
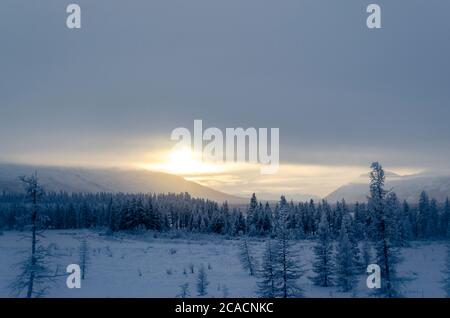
[146,147,221,175]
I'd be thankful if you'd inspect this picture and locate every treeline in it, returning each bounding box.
[0,186,449,241]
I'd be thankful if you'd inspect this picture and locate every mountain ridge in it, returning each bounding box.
[326,171,450,203]
[0,163,247,204]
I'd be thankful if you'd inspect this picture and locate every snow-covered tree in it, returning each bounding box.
[442,198,450,238]
[177,283,190,298]
[385,192,402,246]
[196,264,209,296]
[247,193,258,235]
[79,238,90,280]
[11,173,53,298]
[398,200,412,245]
[353,202,367,239]
[272,196,303,298]
[310,212,334,287]
[443,244,450,297]
[362,234,372,269]
[239,236,257,276]
[222,284,230,298]
[417,191,430,239]
[257,240,277,297]
[341,212,362,269]
[335,225,357,292]
[368,162,400,297]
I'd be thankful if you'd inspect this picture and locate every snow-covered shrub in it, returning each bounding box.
[169,248,177,255]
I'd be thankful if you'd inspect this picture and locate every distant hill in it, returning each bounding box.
[0,164,246,204]
[326,171,450,203]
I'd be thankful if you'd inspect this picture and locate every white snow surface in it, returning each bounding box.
[0,230,447,298]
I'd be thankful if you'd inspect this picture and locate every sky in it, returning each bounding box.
[1,0,450,199]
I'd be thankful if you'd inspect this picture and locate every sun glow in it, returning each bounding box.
[144,147,223,175]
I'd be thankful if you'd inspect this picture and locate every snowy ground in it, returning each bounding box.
[0,230,447,298]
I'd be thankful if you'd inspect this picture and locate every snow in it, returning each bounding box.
[0,230,447,298]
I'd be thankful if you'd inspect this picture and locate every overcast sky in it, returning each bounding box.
[1,1,449,197]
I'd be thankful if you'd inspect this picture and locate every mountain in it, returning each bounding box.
[0,164,246,203]
[326,171,450,203]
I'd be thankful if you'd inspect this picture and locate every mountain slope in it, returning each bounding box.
[326,171,450,203]
[0,164,246,203]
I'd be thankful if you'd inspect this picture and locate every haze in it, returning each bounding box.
[1,0,449,199]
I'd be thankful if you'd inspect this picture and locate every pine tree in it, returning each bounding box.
[239,236,257,276]
[257,240,277,297]
[311,212,334,287]
[368,162,400,297]
[197,264,209,296]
